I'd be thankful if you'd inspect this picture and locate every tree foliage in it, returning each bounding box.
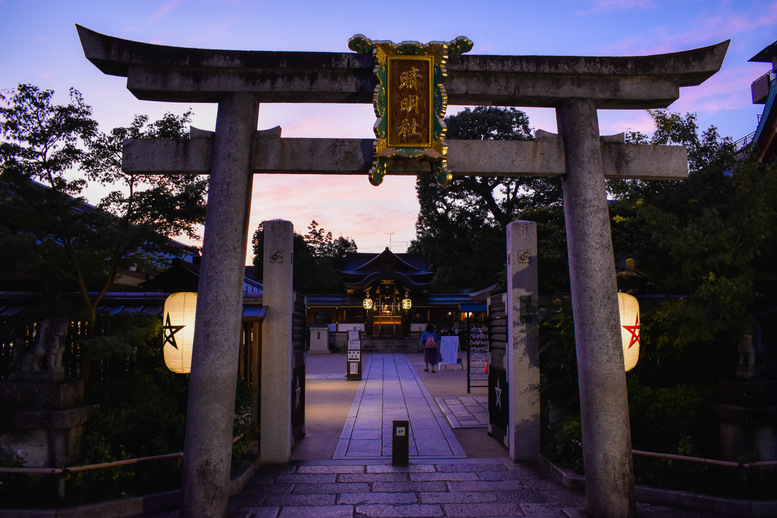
[252,220,357,294]
[410,107,567,293]
[83,110,207,242]
[543,111,777,483]
[0,84,207,377]
[610,110,777,383]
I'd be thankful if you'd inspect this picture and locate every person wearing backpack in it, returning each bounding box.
[421,323,440,373]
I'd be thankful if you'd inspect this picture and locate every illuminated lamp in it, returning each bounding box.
[162,292,197,374]
[618,292,640,372]
[363,292,373,310]
[402,297,412,310]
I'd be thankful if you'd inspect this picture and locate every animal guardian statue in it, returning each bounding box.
[13,316,69,375]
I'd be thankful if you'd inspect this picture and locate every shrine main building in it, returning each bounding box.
[306,248,485,341]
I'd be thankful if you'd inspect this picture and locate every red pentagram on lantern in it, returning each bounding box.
[622,314,640,349]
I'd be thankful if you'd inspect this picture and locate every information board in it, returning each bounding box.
[439,336,459,365]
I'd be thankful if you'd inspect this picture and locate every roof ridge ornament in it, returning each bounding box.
[349,34,473,186]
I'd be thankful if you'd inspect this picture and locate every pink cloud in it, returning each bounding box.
[671,64,761,114]
[523,107,558,134]
[150,0,187,23]
[247,174,419,260]
[598,110,655,136]
[596,2,777,56]
[259,104,375,139]
[190,17,244,46]
[580,0,656,14]
[692,2,777,42]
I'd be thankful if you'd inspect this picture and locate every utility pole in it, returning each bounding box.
[385,232,395,249]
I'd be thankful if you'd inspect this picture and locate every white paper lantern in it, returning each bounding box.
[401,298,412,310]
[618,292,640,372]
[163,292,197,374]
[363,297,373,310]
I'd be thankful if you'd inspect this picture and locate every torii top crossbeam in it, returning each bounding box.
[77,25,727,109]
[77,25,728,182]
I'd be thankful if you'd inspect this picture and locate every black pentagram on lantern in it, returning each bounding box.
[162,314,185,350]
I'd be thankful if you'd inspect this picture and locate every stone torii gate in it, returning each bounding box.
[77,25,727,518]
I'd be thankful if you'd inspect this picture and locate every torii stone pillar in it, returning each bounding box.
[558,98,635,517]
[181,92,258,518]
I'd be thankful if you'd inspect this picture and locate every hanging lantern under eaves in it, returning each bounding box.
[162,292,197,374]
[618,292,640,372]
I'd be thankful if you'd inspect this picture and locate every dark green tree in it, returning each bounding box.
[610,110,777,383]
[542,111,777,474]
[304,220,357,260]
[0,84,207,377]
[83,110,207,245]
[1,84,97,300]
[410,106,567,293]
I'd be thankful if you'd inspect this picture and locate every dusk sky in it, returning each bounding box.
[1,0,775,262]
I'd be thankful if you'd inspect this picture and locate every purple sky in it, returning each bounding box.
[2,0,775,262]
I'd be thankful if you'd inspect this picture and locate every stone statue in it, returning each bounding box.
[312,311,328,326]
[737,326,757,379]
[13,316,69,375]
[737,319,777,379]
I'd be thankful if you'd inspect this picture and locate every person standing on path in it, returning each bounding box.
[421,323,441,373]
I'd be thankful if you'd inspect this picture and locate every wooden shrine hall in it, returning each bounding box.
[306,248,479,341]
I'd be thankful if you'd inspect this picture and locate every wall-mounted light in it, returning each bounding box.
[618,292,640,372]
[162,292,197,374]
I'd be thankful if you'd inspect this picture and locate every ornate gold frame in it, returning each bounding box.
[349,34,472,186]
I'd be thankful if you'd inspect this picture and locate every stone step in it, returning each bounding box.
[360,338,420,353]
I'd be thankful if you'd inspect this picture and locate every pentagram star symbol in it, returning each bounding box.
[162,314,185,350]
[622,314,640,349]
[494,378,503,410]
[294,376,302,410]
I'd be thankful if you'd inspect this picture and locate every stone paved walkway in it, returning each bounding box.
[227,458,726,518]
[223,353,737,518]
[435,395,488,429]
[334,354,466,460]
[228,458,589,518]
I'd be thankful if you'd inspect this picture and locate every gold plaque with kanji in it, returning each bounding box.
[387,56,433,149]
[348,34,473,186]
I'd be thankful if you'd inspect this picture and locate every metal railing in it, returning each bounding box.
[569,438,777,470]
[631,449,777,469]
[0,451,184,476]
[734,131,756,151]
[0,432,249,502]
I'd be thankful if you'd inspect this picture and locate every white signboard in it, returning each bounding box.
[439,336,459,365]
